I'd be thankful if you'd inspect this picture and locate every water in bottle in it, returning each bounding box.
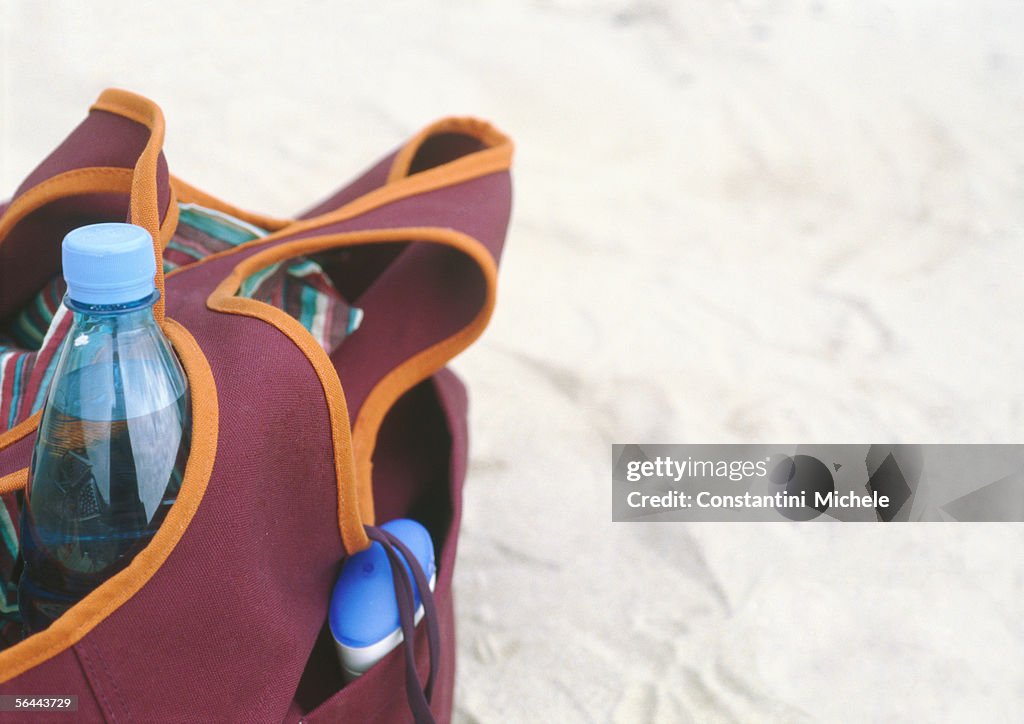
[18,223,190,634]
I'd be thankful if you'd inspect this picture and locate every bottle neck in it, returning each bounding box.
[65,291,159,327]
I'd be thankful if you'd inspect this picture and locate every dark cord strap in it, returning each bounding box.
[365,526,440,724]
[378,527,441,700]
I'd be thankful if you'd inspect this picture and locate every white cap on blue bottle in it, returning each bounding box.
[62,223,156,305]
[329,518,436,680]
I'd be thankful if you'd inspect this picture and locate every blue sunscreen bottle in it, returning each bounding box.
[329,519,436,680]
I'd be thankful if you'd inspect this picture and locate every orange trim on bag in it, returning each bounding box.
[0,318,219,684]
[208,271,368,555]
[387,116,512,183]
[169,176,292,232]
[0,411,41,454]
[90,89,170,323]
[207,227,497,543]
[161,120,512,280]
[0,469,27,495]
[347,233,496,527]
[0,166,177,259]
[0,167,134,241]
[301,144,512,239]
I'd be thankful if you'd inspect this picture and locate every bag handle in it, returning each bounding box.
[0,89,174,325]
[208,227,500,556]
[202,121,512,554]
[89,89,175,323]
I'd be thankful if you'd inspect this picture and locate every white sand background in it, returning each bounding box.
[3,1,1023,721]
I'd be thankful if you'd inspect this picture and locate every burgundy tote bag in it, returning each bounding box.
[0,89,513,722]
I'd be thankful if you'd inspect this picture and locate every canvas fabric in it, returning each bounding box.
[0,89,513,723]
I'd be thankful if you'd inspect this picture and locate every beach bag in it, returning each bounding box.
[0,88,513,722]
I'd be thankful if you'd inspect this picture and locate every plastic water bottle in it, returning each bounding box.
[18,223,190,634]
[330,519,436,680]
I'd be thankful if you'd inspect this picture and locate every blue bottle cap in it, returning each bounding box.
[62,223,156,305]
[329,519,436,649]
